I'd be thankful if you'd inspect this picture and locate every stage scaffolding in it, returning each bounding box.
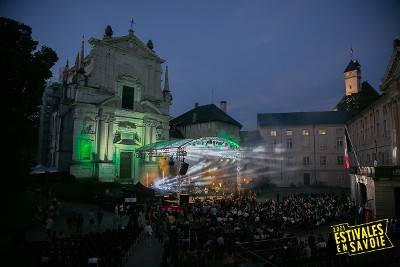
[135,137,244,200]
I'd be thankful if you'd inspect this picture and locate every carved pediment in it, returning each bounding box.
[116,73,142,86]
[89,35,164,63]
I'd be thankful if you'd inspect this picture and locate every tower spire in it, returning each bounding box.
[162,65,172,104]
[164,65,170,92]
[79,36,85,72]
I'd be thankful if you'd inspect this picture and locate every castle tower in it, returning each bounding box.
[344,57,361,96]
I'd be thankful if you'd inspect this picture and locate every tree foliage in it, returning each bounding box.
[0,17,58,190]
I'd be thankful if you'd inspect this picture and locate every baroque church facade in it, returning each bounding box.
[37,26,172,184]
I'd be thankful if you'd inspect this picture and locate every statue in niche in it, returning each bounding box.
[133,131,141,145]
[113,131,121,143]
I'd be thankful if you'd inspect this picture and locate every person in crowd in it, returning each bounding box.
[144,221,153,246]
[45,216,53,239]
[88,254,100,266]
[301,241,312,262]
[97,208,103,231]
[89,209,95,232]
[76,213,83,235]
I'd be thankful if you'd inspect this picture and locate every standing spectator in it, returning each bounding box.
[97,208,103,231]
[113,212,120,229]
[119,203,125,219]
[45,217,54,239]
[114,204,119,217]
[89,209,95,232]
[358,205,364,224]
[144,222,153,246]
[301,242,312,262]
[76,213,83,235]
[157,218,165,243]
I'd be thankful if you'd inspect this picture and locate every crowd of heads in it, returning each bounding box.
[137,192,356,266]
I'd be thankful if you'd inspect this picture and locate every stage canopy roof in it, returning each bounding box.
[136,137,241,160]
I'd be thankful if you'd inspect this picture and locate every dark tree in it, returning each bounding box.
[147,39,154,50]
[0,17,58,191]
[105,25,113,37]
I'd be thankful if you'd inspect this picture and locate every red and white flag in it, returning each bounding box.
[344,128,352,170]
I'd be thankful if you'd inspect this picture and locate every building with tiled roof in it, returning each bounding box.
[169,101,242,143]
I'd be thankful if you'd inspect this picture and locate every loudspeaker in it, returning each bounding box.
[180,194,189,206]
[179,162,189,175]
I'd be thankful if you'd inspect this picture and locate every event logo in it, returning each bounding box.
[331,219,393,256]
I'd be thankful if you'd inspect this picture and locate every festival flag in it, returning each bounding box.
[344,128,352,170]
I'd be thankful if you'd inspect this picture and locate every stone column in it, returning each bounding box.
[98,116,106,161]
[72,117,81,161]
[107,118,115,161]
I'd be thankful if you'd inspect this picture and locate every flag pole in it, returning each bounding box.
[345,124,361,171]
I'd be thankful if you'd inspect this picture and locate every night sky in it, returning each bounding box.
[1,0,399,130]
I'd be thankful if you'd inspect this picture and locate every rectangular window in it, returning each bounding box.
[286,130,293,136]
[286,139,293,149]
[122,86,135,110]
[302,129,309,136]
[320,156,327,165]
[208,122,211,129]
[320,172,327,182]
[286,176,294,181]
[318,129,326,135]
[337,156,344,166]
[302,138,310,149]
[270,130,277,137]
[336,137,344,149]
[197,124,201,130]
[287,156,295,166]
[270,140,277,150]
[319,138,326,149]
[337,172,345,182]
[303,157,310,165]
[336,128,343,135]
[376,122,381,137]
[383,120,387,137]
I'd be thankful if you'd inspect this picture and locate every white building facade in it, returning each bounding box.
[37,27,172,184]
[347,39,400,220]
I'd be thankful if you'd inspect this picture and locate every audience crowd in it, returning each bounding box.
[3,191,398,267]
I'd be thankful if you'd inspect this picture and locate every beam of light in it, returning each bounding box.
[149,137,306,194]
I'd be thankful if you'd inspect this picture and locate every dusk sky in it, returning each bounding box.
[1,0,399,131]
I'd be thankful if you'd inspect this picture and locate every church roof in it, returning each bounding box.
[257,111,354,127]
[344,59,361,72]
[170,104,242,128]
